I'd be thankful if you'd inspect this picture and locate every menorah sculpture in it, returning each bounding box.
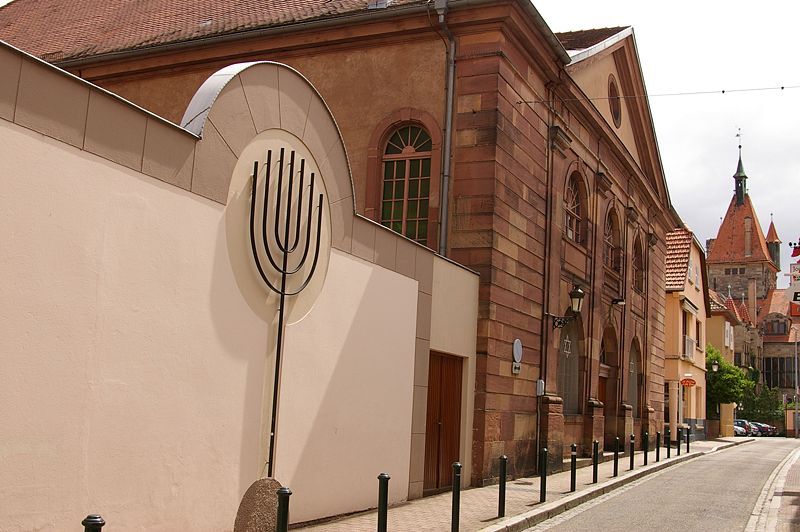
[249,147,324,478]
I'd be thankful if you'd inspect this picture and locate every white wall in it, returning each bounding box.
[278,250,416,523]
[0,121,268,530]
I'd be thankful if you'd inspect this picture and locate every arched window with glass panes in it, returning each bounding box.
[604,210,621,273]
[380,125,432,245]
[564,173,584,244]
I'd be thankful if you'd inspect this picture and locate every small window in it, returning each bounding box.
[608,74,622,128]
[688,259,694,284]
[564,174,584,244]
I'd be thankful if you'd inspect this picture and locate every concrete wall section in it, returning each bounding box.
[278,250,417,523]
[0,119,267,531]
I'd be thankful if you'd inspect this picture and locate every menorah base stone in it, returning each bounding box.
[234,477,282,532]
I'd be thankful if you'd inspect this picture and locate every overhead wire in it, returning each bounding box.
[517,84,800,105]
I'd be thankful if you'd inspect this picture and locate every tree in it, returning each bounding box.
[739,384,784,423]
[706,344,751,419]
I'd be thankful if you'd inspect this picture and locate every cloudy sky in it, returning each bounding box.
[536,0,799,288]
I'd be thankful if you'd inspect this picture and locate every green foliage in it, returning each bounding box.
[705,345,751,408]
[739,384,784,423]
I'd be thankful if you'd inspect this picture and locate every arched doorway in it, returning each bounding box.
[600,325,620,447]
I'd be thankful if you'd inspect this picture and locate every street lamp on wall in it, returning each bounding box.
[711,360,719,373]
[548,284,585,329]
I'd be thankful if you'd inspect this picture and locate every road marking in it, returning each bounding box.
[745,446,800,532]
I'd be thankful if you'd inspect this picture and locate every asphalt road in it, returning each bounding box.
[527,438,800,532]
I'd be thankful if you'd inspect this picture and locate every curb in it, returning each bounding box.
[479,438,753,532]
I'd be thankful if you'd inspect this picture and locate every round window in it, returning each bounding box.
[608,75,622,128]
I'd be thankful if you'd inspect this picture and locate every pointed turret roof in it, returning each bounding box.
[733,154,747,179]
[766,219,781,243]
[707,194,775,266]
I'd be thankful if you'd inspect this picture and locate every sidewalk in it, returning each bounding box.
[295,437,750,532]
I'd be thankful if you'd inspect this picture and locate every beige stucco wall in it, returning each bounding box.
[278,249,416,522]
[430,257,479,483]
[1,45,479,529]
[0,119,267,530]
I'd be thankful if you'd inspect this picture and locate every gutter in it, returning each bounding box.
[435,0,456,256]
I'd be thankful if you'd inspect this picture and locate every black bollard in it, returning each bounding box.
[592,440,599,483]
[656,431,661,462]
[498,455,507,518]
[629,434,635,471]
[378,473,390,532]
[643,432,649,466]
[539,447,548,503]
[82,515,105,532]
[613,437,619,477]
[276,487,292,532]
[666,428,671,458]
[570,444,577,492]
[686,426,690,453]
[452,462,462,532]
[677,428,681,456]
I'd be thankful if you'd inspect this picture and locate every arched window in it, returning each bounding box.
[632,237,645,293]
[380,124,432,245]
[564,173,584,244]
[557,318,583,415]
[604,210,620,272]
[628,341,643,418]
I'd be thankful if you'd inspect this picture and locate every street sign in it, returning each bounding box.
[680,378,696,387]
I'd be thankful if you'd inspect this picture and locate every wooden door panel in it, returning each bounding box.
[423,352,462,493]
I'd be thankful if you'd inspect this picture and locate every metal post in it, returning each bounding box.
[570,444,577,492]
[276,487,292,532]
[666,428,671,458]
[498,455,507,518]
[592,440,599,483]
[377,473,390,532]
[686,426,690,453]
[676,428,681,456]
[82,515,105,532]
[795,333,798,438]
[452,462,462,532]
[629,434,635,471]
[656,432,661,462]
[613,437,619,477]
[539,447,548,503]
[643,432,649,466]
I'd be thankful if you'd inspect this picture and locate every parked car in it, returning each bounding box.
[752,422,776,436]
[735,419,754,436]
[734,425,747,436]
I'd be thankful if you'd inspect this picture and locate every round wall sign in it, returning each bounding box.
[512,339,523,363]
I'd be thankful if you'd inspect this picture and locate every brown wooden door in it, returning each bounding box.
[423,352,462,493]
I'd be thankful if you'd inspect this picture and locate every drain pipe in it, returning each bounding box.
[435,0,455,256]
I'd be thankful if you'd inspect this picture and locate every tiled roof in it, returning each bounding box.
[0,0,426,62]
[707,194,774,266]
[0,0,623,65]
[709,288,740,324]
[766,220,781,243]
[555,26,628,51]
[665,228,693,291]
[758,288,794,322]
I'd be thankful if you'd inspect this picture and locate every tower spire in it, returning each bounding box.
[734,128,747,205]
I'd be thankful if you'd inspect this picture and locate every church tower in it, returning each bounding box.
[706,148,779,317]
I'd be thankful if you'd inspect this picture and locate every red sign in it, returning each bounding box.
[680,378,696,387]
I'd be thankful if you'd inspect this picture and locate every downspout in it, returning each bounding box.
[435,0,456,256]
[537,81,557,465]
